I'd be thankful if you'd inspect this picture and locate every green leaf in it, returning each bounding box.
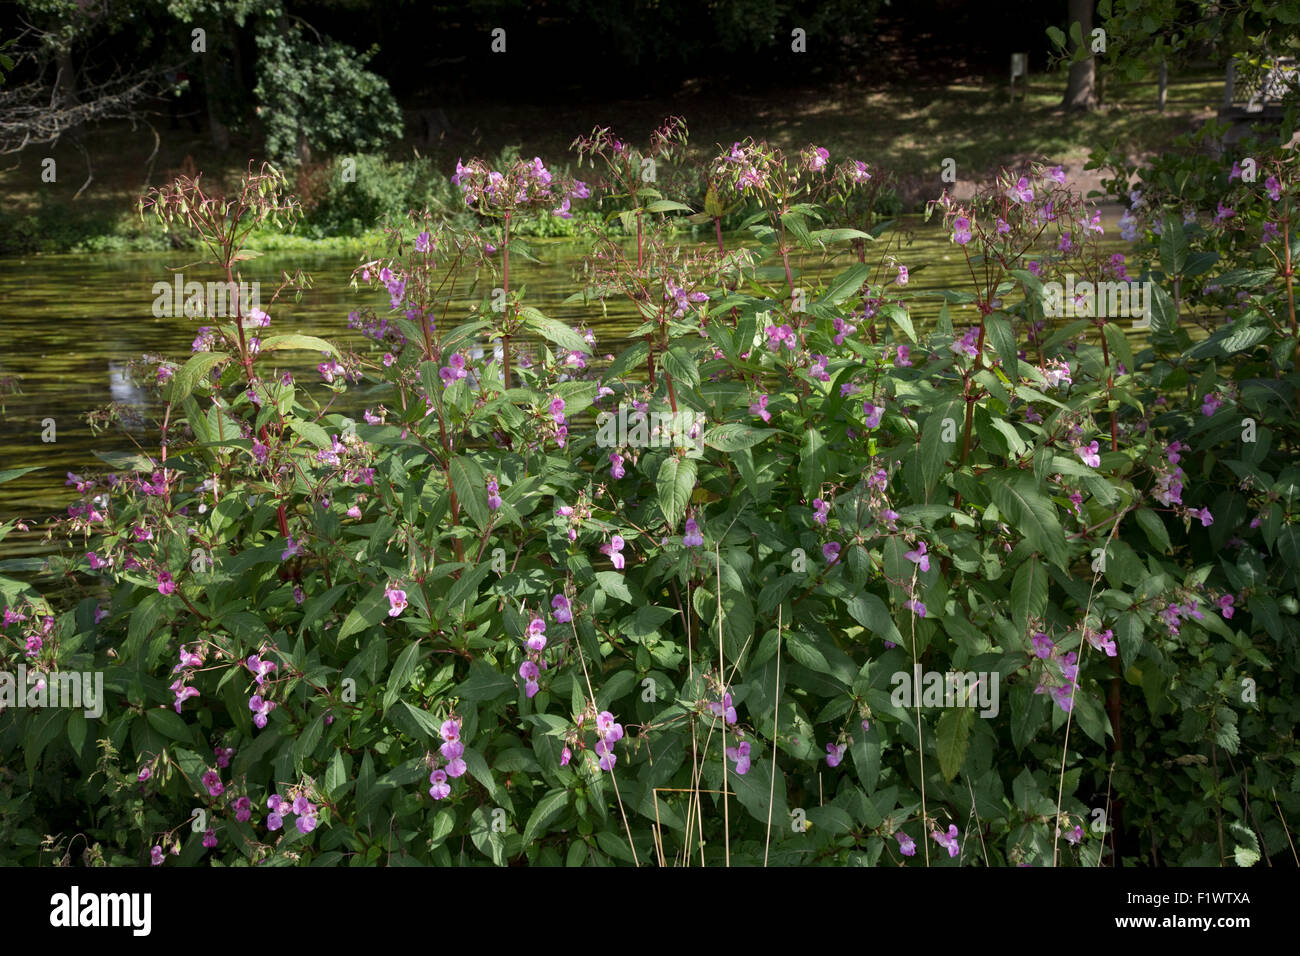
[984,313,1018,381]
[456,661,514,702]
[449,456,489,529]
[656,457,696,529]
[522,789,570,845]
[325,749,347,796]
[170,351,229,402]
[936,707,975,782]
[644,199,693,214]
[990,473,1068,569]
[921,402,960,493]
[1134,508,1171,553]
[338,583,391,641]
[704,423,774,451]
[0,466,41,485]
[258,334,339,357]
[1011,556,1048,637]
[383,641,423,711]
[595,570,633,603]
[519,307,590,354]
[798,428,828,500]
[662,346,700,389]
[819,263,872,306]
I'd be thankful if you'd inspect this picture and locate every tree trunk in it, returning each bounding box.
[1063,0,1097,111]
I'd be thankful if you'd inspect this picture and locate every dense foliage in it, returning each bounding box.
[1,117,1297,867]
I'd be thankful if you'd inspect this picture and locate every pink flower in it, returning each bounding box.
[904,599,927,618]
[1218,594,1235,619]
[386,587,408,617]
[1265,176,1282,202]
[931,824,960,857]
[441,718,461,742]
[1202,392,1223,417]
[1077,441,1101,468]
[246,654,278,686]
[725,740,752,775]
[894,344,912,367]
[151,846,164,866]
[609,452,625,480]
[896,264,909,286]
[551,593,572,623]
[952,216,973,245]
[560,746,572,766]
[904,540,930,572]
[863,401,883,429]
[171,679,199,713]
[750,394,771,422]
[896,831,916,856]
[822,542,841,564]
[138,766,152,782]
[1191,507,1214,527]
[202,770,224,797]
[233,796,252,822]
[157,571,176,595]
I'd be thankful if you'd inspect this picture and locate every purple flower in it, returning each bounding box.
[441,718,461,742]
[156,571,176,595]
[1202,392,1223,417]
[486,477,502,512]
[904,540,930,572]
[894,345,912,367]
[1191,507,1214,527]
[812,498,830,526]
[1077,441,1101,468]
[267,812,283,832]
[234,797,252,822]
[249,694,276,729]
[826,742,846,767]
[725,741,752,775]
[683,517,704,547]
[750,394,771,423]
[526,616,547,651]
[600,534,626,570]
[822,542,841,565]
[1050,684,1074,713]
[171,679,199,713]
[415,231,432,253]
[246,654,278,686]
[1031,632,1054,659]
[385,587,408,617]
[932,824,960,857]
[445,754,467,778]
[764,324,797,351]
[138,766,152,782]
[609,452,625,480]
[903,599,927,618]
[296,813,317,834]
[560,746,572,766]
[595,738,618,771]
[202,827,218,848]
[896,831,917,857]
[519,660,540,698]
[150,846,164,866]
[896,264,909,286]
[863,401,883,430]
[429,769,451,800]
[551,593,572,623]
[1008,177,1034,203]
[709,693,738,725]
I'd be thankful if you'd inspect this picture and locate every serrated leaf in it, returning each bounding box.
[656,457,695,529]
